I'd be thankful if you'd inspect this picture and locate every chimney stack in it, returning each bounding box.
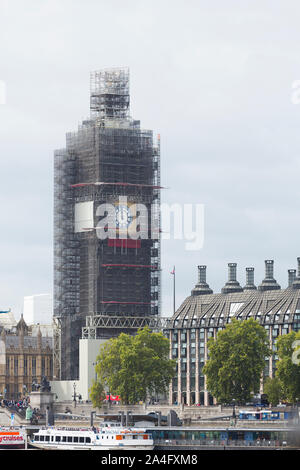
[221,263,243,294]
[258,260,281,292]
[292,258,300,289]
[191,265,213,296]
[288,269,296,287]
[243,267,257,291]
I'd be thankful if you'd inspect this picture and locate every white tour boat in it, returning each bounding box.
[29,423,154,450]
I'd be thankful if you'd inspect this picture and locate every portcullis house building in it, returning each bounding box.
[167,259,300,406]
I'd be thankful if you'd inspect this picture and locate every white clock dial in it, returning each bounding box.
[115,205,133,228]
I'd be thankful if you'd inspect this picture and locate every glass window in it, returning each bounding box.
[230,303,244,315]
[79,437,84,443]
[55,436,60,442]
[14,358,18,376]
[32,358,36,376]
[67,436,72,443]
[74,436,78,443]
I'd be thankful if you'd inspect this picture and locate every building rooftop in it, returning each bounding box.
[170,258,300,329]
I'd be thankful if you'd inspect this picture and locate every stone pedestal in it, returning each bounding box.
[29,391,54,412]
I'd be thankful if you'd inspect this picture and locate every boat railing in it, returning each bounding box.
[154,439,283,448]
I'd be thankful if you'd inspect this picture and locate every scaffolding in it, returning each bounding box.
[81,314,171,339]
[90,67,130,121]
[53,68,161,380]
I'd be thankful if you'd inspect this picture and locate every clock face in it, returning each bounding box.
[115,205,133,229]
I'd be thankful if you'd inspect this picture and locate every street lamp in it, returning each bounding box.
[232,399,236,420]
[73,382,77,408]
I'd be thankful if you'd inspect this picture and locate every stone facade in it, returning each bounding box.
[0,315,53,400]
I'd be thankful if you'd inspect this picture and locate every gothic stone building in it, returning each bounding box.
[0,315,53,400]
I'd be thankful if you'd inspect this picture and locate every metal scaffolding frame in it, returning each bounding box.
[54,68,161,379]
[81,314,171,339]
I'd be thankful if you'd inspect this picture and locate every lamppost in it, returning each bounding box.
[232,399,236,424]
[73,382,77,408]
[73,382,81,408]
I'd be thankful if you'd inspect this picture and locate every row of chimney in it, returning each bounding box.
[191,258,300,296]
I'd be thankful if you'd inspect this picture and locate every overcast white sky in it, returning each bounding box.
[1,0,300,319]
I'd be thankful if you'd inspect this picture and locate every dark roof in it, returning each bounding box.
[170,286,300,329]
[5,336,53,349]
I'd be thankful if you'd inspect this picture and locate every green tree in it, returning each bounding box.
[275,331,300,404]
[89,380,106,409]
[263,377,283,406]
[93,327,176,404]
[203,318,271,404]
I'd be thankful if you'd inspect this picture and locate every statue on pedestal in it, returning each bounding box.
[31,376,51,393]
[41,376,51,393]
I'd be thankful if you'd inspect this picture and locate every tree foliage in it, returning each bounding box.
[275,331,300,403]
[93,327,176,404]
[89,380,106,409]
[203,318,271,404]
[263,377,283,406]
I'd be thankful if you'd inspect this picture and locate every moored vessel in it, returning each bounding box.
[29,424,154,450]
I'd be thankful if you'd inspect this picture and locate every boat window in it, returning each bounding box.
[74,436,79,443]
[40,435,44,442]
[55,436,61,442]
[79,437,84,443]
[35,435,39,441]
[45,435,50,442]
[62,436,67,442]
[67,436,72,443]
[86,437,91,443]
